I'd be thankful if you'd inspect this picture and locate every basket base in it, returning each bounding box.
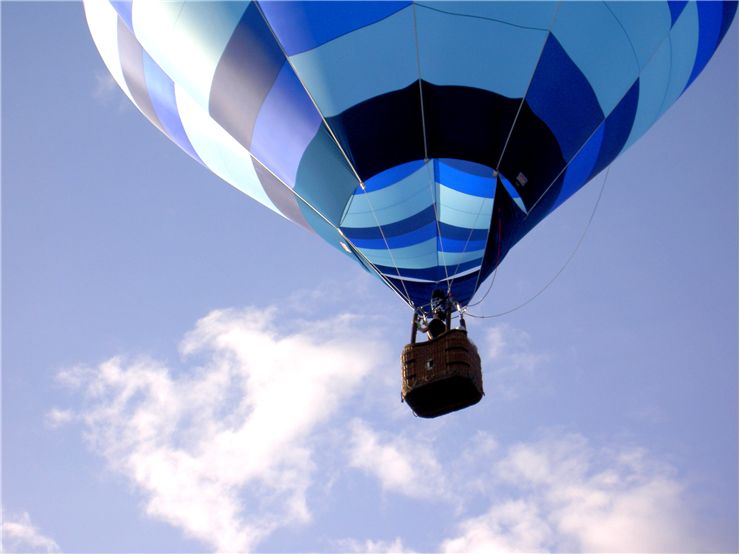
[404,375,483,418]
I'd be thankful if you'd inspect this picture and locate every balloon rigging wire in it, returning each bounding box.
[254,1,417,308]
[448,3,562,298]
[411,4,452,288]
[466,216,503,309]
[465,165,610,319]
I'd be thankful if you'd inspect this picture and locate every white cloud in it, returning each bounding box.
[441,432,704,553]
[337,536,413,553]
[92,71,116,100]
[52,311,720,553]
[1,511,59,553]
[441,499,553,553]
[347,419,448,501]
[56,307,385,552]
[44,408,75,429]
[483,324,550,400]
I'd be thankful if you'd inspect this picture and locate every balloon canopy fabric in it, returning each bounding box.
[85,0,736,311]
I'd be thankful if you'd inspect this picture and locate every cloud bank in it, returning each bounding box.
[51,308,720,552]
[441,432,705,553]
[54,307,384,552]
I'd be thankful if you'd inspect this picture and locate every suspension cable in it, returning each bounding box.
[465,166,610,319]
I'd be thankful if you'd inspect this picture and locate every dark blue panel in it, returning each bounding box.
[328,81,425,181]
[377,258,481,282]
[422,82,519,171]
[440,158,493,178]
[349,223,488,261]
[209,2,285,149]
[438,223,488,242]
[258,1,410,56]
[438,237,487,254]
[526,34,604,162]
[109,0,133,30]
[591,80,639,178]
[448,273,479,307]
[349,221,437,249]
[668,1,688,26]
[385,267,481,308]
[686,1,724,88]
[389,279,437,309]
[479,178,527,288]
[342,205,437,239]
[142,53,202,164]
[330,82,562,185]
[362,159,426,193]
[719,2,739,42]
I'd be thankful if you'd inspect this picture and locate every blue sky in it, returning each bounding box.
[2,2,737,553]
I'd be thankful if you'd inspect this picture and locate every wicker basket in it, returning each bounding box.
[401,329,483,418]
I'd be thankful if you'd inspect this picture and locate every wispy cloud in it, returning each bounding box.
[91,70,119,105]
[441,432,705,553]
[53,307,385,552]
[347,419,448,501]
[337,536,414,553]
[1,511,59,553]
[91,70,132,113]
[483,324,551,400]
[43,408,75,429]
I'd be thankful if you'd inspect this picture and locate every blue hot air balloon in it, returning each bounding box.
[84,1,736,416]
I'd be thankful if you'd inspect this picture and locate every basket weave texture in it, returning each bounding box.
[400,329,483,416]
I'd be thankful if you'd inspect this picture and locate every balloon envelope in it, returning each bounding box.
[85,0,736,310]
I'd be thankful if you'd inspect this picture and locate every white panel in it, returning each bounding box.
[175,85,281,215]
[83,0,133,102]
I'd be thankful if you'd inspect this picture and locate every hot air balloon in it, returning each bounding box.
[84,0,736,417]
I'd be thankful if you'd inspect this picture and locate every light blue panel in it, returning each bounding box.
[415,3,547,98]
[84,0,132,101]
[624,38,672,149]
[438,186,492,229]
[174,84,281,215]
[343,163,433,227]
[343,188,431,229]
[359,237,439,270]
[354,160,430,209]
[295,198,350,256]
[293,128,361,225]
[259,1,411,56]
[438,248,485,270]
[553,2,639,115]
[364,159,425,192]
[605,2,672,69]
[499,175,527,213]
[132,2,249,110]
[142,53,202,162]
[436,159,494,197]
[289,6,417,117]
[438,185,493,227]
[417,2,556,30]
[659,2,700,117]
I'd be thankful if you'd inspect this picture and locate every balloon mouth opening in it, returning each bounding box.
[338,158,526,308]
